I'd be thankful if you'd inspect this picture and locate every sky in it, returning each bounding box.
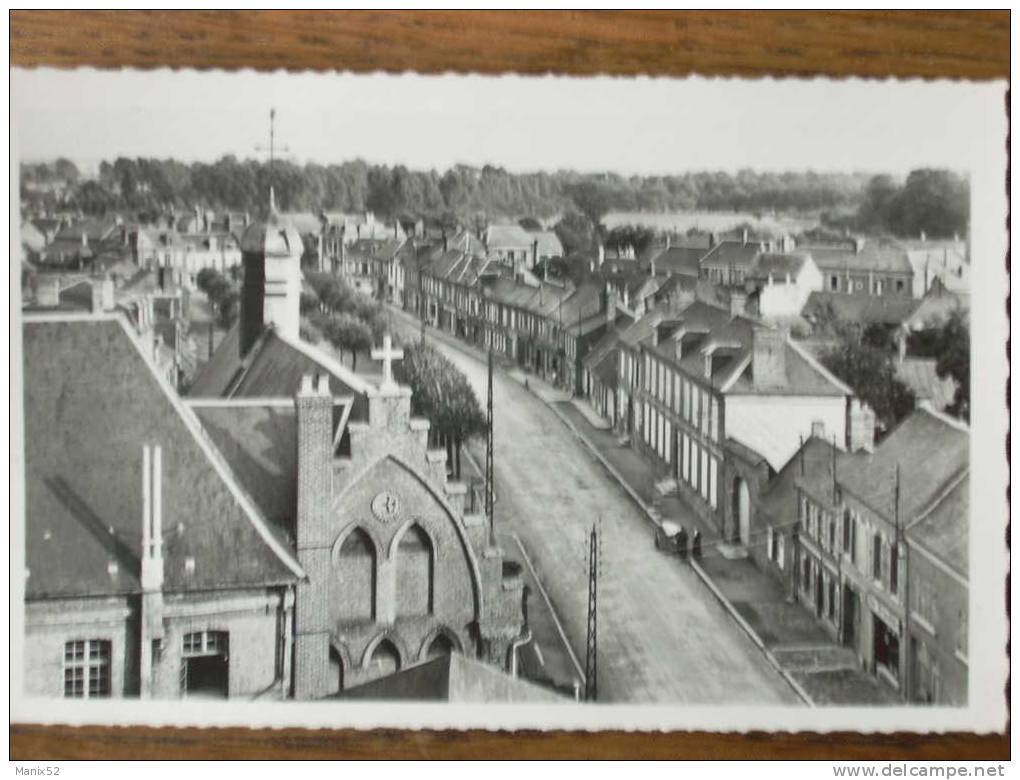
[11,68,1004,178]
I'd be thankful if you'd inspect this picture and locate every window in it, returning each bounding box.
[896,280,905,293]
[827,578,837,620]
[873,533,883,581]
[64,639,111,699]
[830,275,839,291]
[768,527,776,561]
[183,630,228,656]
[890,542,899,595]
[828,518,836,553]
[708,457,718,509]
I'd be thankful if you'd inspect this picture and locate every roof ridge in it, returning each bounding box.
[919,403,970,434]
[906,466,969,530]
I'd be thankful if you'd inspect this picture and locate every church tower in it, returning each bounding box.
[238,188,302,356]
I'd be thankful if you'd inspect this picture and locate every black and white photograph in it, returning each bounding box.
[9,66,1007,734]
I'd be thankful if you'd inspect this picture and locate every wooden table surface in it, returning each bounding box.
[9,9,1009,761]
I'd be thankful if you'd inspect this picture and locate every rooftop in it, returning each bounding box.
[23,315,302,599]
[339,652,565,703]
[838,407,968,525]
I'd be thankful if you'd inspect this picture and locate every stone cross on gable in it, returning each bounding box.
[371,334,404,393]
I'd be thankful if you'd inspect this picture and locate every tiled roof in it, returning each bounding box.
[802,292,921,326]
[23,315,302,599]
[838,407,968,524]
[340,652,564,702]
[803,241,913,274]
[190,402,300,544]
[699,240,765,270]
[759,436,861,520]
[643,246,706,277]
[189,324,371,413]
[747,252,810,281]
[530,230,564,258]
[485,224,533,249]
[906,472,968,576]
[640,301,849,398]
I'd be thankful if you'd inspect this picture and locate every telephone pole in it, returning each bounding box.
[485,347,496,547]
[584,523,599,702]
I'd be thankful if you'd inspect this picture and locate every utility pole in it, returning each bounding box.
[485,347,496,547]
[584,523,599,702]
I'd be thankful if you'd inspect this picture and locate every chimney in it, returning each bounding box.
[141,444,164,591]
[665,234,671,250]
[854,237,865,254]
[604,283,618,326]
[139,442,166,699]
[847,399,876,453]
[650,257,657,277]
[709,232,717,249]
[673,331,684,361]
[742,228,749,246]
[532,239,539,270]
[920,230,927,242]
[703,349,713,379]
[729,291,746,316]
[293,373,334,698]
[90,277,114,313]
[810,420,826,439]
[896,329,907,363]
[751,325,787,389]
[442,230,448,253]
[37,276,60,307]
[597,243,605,267]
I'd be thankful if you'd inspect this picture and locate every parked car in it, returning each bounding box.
[654,520,687,556]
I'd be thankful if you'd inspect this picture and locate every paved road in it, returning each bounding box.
[392,315,800,704]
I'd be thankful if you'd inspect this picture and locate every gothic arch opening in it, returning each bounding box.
[396,523,434,616]
[366,638,401,683]
[336,527,377,622]
[425,631,459,660]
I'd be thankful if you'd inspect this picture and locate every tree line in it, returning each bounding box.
[23,158,968,243]
[22,157,868,221]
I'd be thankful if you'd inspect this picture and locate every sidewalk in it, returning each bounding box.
[541,388,900,706]
[388,305,899,706]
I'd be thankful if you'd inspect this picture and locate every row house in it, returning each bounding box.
[338,237,407,302]
[133,227,242,287]
[614,299,852,540]
[834,406,968,701]
[757,405,968,702]
[804,240,915,298]
[420,248,498,344]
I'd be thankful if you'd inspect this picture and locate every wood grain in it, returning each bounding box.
[8,9,1009,761]
[10,10,1009,79]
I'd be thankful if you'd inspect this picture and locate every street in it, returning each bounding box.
[390,312,801,705]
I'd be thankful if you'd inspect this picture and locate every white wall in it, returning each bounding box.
[725,394,846,471]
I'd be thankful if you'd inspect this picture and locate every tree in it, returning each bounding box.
[606,224,656,256]
[909,309,970,420]
[322,312,373,371]
[518,217,543,231]
[395,341,486,479]
[553,211,595,256]
[821,340,916,434]
[568,181,614,234]
[215,290,240,330]
[894,169,969,239]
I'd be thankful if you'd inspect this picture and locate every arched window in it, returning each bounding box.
[396,523,434,616]
[425,633,456,660]
[337,528,376,622]
[367,638,401,681]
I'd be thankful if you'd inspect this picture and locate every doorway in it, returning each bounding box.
[842,584,857,646]
[181,630,229,699]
